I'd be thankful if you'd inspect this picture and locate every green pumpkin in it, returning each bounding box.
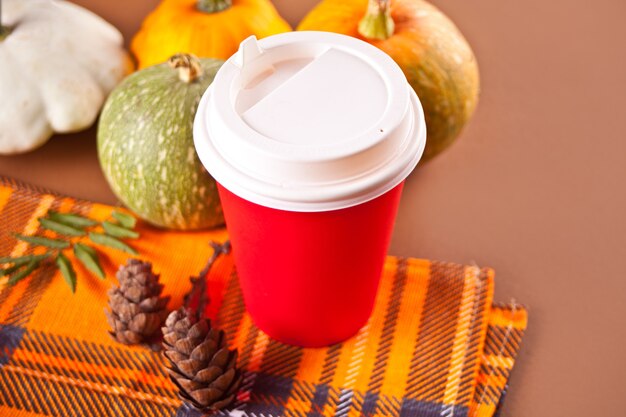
[98,54,224,230]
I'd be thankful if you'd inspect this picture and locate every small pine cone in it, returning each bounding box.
[105,259,170,345]
[162,308,242,412]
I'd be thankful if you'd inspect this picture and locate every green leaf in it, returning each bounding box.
[74,244,105,279]
[111,211,136,229]
[0,264,22,278]
[47,211,98,228]
[39,218,85,237]
[102,221,139,239]
[0,253,50,266]
[56,253,76,293]
[76,243,97,258]
[14,234,70,249]
[89,232,138,255]
[8,259,41,286]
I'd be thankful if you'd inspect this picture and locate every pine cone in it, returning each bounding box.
[105,259,170,345]
[162,308,242,412]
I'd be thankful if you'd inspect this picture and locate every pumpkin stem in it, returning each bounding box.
[197,0,231,13]
[0,26,9,42]
[169,54,203,83]
[358,0,395,41]
[0,0,10,42]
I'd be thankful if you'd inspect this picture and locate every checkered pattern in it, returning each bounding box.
[0,177,527,417]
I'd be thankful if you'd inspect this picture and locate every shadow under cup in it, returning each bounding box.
[217,181,405,347]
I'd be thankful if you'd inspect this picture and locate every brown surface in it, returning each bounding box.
[1,0,625,415]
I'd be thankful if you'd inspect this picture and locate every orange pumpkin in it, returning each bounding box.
[299,0,480,161]
[131,0,291,69]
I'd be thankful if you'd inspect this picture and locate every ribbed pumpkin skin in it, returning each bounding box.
[298,0,480,161]
[131,0,291,69]
[97,59,224,230]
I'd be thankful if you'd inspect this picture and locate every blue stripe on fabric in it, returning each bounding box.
[0,325,25,365]
[306,383,329,417]
[254,373,294,400]
[361,391,379,416]
[399,398,469,417]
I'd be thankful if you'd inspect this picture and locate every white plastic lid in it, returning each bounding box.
[194,31,426,212]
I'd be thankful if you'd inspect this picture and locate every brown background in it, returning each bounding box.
[1,0,625,415]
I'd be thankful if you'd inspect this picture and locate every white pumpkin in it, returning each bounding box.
[0,0,131,154]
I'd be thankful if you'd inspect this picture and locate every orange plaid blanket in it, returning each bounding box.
[0,177,527,417]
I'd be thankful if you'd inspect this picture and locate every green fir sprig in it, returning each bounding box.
[0,210,140,293]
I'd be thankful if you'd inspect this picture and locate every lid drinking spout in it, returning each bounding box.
[234,36,271,87]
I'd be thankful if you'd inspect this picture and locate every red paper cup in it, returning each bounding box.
[194,32,426,346]
[217,182,404,346]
